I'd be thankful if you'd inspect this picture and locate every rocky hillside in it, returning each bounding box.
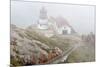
[10,24,95,66]
[10,24,64,66]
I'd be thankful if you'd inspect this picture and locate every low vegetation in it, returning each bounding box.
[10,24,95,66]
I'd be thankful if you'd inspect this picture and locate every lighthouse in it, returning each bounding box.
[37,7,49,29]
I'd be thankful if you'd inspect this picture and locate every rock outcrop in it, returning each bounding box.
[10,24,62,66]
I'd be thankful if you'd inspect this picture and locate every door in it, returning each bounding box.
[62,30,68,35]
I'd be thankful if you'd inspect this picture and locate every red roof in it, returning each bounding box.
[49,16,76,33]
[55,16,70,27]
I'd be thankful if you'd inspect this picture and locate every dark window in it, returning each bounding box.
[62,30,68,35]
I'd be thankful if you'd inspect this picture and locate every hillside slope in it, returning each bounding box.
[10,24,95,66]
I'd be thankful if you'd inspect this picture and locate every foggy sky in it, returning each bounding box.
[11,0,95,34]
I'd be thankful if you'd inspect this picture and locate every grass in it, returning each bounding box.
[67,43,95,63]
[11,27,89,66]
[24,29,70,51]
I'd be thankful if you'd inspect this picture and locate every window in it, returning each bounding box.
[62,30,68,35]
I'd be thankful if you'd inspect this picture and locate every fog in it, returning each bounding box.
[11,0,95,34]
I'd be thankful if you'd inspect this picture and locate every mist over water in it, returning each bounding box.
[11,1,95,34]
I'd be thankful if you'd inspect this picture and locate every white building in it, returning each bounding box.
[55,17,72,35]
[57,26,71,35]
[36,7,75,37]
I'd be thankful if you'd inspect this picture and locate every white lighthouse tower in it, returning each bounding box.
[37,7,48,29]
